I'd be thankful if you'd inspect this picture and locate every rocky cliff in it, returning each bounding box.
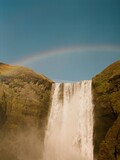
[0,60,120,160]
[0,63,53,160]
[92,60,120,160]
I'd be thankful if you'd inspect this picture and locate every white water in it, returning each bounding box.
[43,80,94,160]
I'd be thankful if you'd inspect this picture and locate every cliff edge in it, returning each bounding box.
[0,63,53,160]
[92,60,120,160]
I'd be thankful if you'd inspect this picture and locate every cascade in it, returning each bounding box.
[43,80,94,160]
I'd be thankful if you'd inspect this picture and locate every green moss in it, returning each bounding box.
[92,60,120,159]
[0,63,54,159]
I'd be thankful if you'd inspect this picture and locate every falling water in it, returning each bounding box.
[43,80,94,160]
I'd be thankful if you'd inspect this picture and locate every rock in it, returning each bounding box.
[0,60,120,160]
[92,60,120,160]
[0,63,54,160]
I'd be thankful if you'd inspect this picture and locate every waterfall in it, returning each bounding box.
[43,80,94,160]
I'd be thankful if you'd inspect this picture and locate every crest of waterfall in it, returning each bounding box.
[43,80,94,160]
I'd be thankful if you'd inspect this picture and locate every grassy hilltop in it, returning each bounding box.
[0,63,53,160]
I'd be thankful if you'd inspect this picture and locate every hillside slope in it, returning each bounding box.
[0,63,53,160]
[0,60,120,160]
[92,60,120,160]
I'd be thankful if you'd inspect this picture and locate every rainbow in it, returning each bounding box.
[14,45,120,65]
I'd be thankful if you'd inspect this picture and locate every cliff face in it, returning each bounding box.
[0,61,120,160]
[92,60,120,160]
[0,63,53,160]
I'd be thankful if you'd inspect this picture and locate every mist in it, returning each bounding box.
[0,128,44,160]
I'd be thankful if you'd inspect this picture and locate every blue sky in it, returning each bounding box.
[0,0,120,81]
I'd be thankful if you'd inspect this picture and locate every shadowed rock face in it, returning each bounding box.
[92,60,120,160]
[0,63,54,160]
